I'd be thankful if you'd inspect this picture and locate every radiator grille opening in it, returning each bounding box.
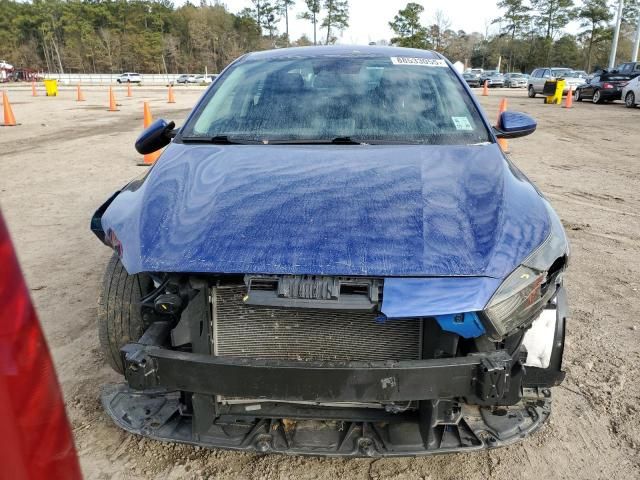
[212,285,421,362]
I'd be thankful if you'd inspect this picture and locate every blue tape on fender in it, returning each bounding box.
[381,277,501,338]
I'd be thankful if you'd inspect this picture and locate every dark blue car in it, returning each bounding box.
[92,46,569,456]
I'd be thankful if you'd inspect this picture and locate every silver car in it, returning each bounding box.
[486,72,505,87]
[527,67,572,97]
[561,71,589,92]
[504,73,527,88]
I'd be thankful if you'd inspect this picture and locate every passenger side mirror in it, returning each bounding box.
[493,111,537,139]
[135,119,176,154]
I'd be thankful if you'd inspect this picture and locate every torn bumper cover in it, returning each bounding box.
[102,327,553,456]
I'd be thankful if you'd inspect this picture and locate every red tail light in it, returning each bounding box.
[603,83,614,89]
[0,213,82,480]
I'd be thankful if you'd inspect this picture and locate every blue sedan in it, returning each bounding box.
[92,46,569,456]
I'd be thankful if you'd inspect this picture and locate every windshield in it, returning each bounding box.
[181,55,490,145]
[509,73,523,78]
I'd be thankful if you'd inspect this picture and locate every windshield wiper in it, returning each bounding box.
[181,135,259,145]
[266,137,368,145]
[330,136,364,145]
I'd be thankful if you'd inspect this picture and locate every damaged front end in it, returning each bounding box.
[91,142,569,456]
[101,270,567,456]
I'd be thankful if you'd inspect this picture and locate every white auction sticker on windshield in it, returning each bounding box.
[452,116,473,131]
[390,57,447,67]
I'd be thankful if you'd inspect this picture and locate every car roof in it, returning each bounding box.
[244,45,442,61]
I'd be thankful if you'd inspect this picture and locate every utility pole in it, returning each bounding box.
[608,0,624,69]
[633,14,640,61]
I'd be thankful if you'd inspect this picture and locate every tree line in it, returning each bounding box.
[0,0,350,74]
[390,0,639,73]
[0,0,637,75]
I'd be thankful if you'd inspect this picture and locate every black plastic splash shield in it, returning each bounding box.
[101,385,552,457]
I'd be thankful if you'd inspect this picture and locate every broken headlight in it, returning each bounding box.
[483,201,569,340]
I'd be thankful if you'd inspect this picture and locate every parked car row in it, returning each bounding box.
[175,74,218,84]
[115,72,220,85]
[574,73,640,107]
[463,70,526,88]
[461,63,639,108]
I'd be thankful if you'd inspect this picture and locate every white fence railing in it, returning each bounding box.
[42,73,204,85]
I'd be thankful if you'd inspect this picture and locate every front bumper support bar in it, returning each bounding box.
[103,323,555,457]
[122,330,513,404]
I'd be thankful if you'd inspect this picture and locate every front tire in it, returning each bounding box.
[625,91,636,108]
[98,254,154,374]
[528,85,536,98]
[592,90,603,104]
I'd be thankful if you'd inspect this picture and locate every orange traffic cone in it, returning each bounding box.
[108,87,118,111]
[563,87,573,109]
[496,98,509,153]
[167,85,176,104]
[76,84,85,102]
[127,83,133,97]
[31,81,37,97]
[2,91,17,126]
[139,101,161,166]
[482,80,489,96]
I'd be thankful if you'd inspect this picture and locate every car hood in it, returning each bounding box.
[100,143,549,278]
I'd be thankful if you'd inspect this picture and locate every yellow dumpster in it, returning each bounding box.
[44,79,58,97]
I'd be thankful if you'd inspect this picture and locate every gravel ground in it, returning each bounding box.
[1,84,639,479]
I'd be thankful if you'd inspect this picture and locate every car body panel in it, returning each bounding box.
[381,276,502,318]
[99,142,550,279]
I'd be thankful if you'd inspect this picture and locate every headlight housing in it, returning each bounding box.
[483,201,569,340]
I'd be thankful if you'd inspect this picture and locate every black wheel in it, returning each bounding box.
[592,90,603,104]
[97,253,153,374]
[625,91,636,108]
[528,85,536,98]
[574,89,582,102]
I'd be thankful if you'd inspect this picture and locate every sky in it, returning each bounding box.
[208,0,506,45]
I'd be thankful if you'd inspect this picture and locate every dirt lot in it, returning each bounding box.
[1,83,639,479]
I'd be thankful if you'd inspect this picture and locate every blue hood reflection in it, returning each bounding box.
[101,143,549,279]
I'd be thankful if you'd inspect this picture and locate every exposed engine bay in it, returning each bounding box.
[102,271,566,456]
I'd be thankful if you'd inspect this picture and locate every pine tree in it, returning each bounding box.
[389,3,430,49]
[577,0,612,71]
[298,0,321,45]
[321,0,349,45]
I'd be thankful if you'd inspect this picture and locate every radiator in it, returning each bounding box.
[212,285,422,362]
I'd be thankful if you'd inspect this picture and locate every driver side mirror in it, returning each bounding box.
[494,111,537,139]
[135,119,176,154]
